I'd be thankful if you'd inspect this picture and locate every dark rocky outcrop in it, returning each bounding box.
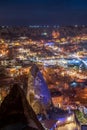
[0,84,44,130]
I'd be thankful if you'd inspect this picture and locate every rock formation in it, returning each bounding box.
[27,64,51,114]
[0,84,44,130]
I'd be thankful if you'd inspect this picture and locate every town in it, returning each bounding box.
[0,26,87,130]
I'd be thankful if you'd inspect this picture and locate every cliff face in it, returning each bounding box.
[0,84,44,130]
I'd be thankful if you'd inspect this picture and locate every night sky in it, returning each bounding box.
[0,0,87,25]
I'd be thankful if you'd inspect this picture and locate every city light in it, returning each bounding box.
[0,26,87,130]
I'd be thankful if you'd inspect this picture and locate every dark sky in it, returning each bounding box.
[0,0,87,25]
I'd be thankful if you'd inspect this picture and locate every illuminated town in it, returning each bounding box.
[0,26,87,130]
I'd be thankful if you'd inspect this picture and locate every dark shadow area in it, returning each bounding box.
[0,84,44,130]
